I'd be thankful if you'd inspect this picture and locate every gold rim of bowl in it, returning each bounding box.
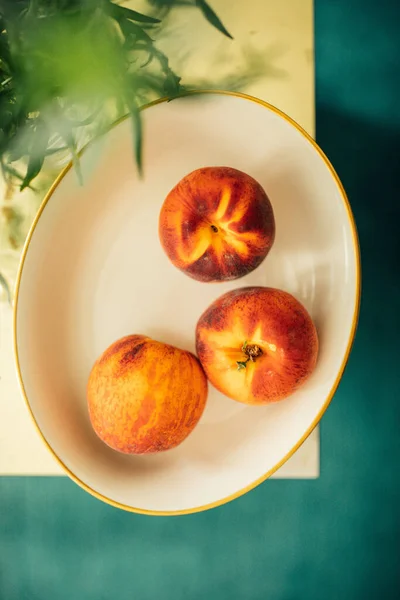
[13,90,362,516]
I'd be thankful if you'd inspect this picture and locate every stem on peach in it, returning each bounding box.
[236,341,263,370]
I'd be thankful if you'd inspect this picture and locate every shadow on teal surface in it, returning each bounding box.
[1,0,400,598]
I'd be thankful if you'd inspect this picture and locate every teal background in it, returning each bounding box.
[1,0,399,597]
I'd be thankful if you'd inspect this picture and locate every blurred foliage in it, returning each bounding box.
[0,270,11,303]
[0,0,232,189]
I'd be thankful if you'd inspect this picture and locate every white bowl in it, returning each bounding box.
[14,91,360,515]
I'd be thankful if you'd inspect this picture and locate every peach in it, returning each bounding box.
[159,167,275,282]
[87,335,208,454]
[196,287,318,404]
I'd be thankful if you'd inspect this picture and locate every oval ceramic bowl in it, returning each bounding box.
[14,91,360,515]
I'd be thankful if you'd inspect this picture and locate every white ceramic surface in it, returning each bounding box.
[14,92,359,514]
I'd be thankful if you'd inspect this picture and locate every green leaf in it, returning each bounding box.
[195,0,233,39]
[20,120,49,190]
[0,272,11,305]
[62,130,82,185]
[236,360,248,371]
[163,70,181,96]
[1,162,38,191]
[7,135,28,162]
[45,145,68,156]
[118,19,154,45]
[149,46,182,97]
[129,104,143,177]
[110,4,161,25]
[140,51,154,69]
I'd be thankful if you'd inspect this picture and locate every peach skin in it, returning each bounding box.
[87,335,208,454]
[196,287,318,404]
[159,167,275,282]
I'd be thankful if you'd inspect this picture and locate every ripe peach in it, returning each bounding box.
[87,335,208,454]
[159,167,275,282]
[196,287,318,404]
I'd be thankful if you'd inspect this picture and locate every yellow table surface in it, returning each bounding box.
[0,0,318,477]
